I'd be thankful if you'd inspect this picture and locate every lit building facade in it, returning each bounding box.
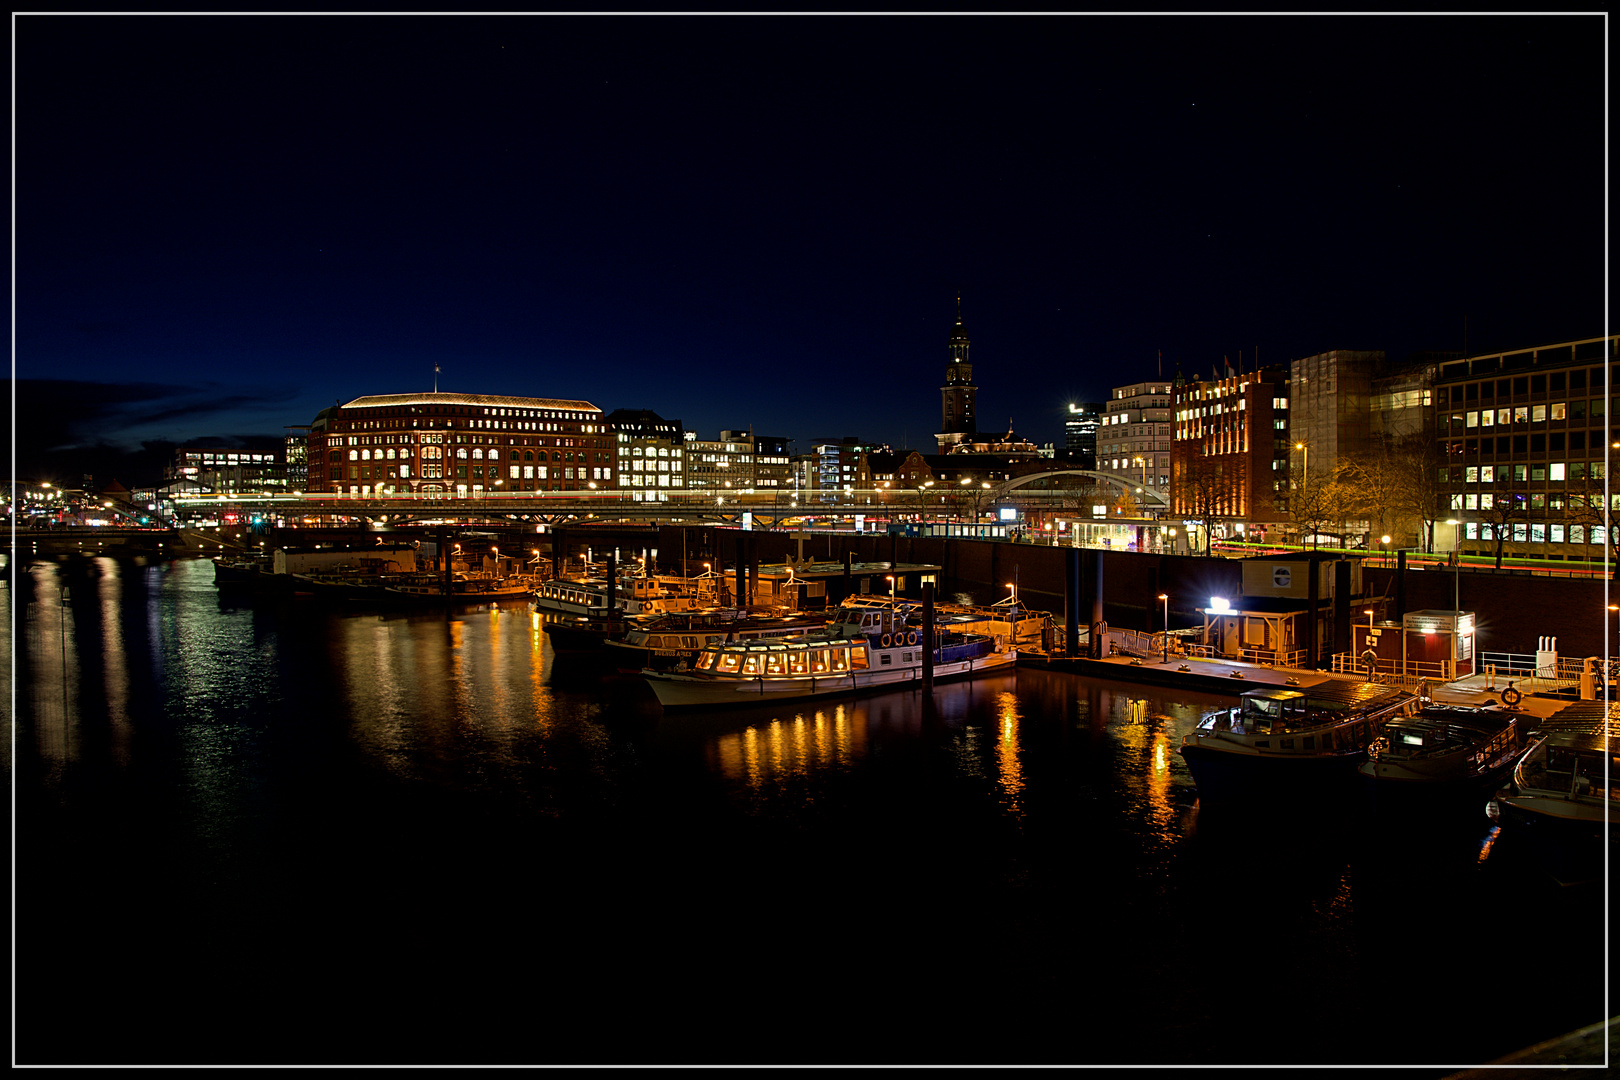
[284,426,311,490]
[170,447,288,495]
[608,408,685,502]
[1064,402,1102,469]
[1171,367,1290,532]
[305,392,610,496]
[1434,334,1619,562]
[1100,381,1173,492]
[685,430,783,494]
[810,438,889,501]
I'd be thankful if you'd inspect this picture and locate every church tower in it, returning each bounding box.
[936,297,978,453]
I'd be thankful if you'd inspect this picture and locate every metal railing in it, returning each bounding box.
[1236,647,1308,669]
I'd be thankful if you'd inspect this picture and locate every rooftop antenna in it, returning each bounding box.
[1158,349,1162,379]
[434,363,440,393]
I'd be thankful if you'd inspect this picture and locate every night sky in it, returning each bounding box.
[14,14,1609,482]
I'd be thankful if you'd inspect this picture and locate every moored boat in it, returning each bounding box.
[1486,701,1619,884]
[379,571,539,603]
[1358,702,1529,809]
[603,608,832,672]
[1179,682,1416,803]
[640,597,1016,710]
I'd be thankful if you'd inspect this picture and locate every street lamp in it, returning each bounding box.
[1446,519,1462,611]
[1381,534,1391,566]
[1158,593,1170,663]
[886,574,895,603]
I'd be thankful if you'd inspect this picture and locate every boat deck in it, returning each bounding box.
[1020,649,1583,723]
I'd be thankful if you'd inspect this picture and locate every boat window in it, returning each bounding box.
[1281,739,1294,750]
[1302,736,1315,751]
[716,653,741,674]
[811,650,829,674]
[683,636,699,649]
[696,651,717,671]
[788,651,808,675]
[850,646,868,670]
[1254,740,1269,748]
[765,652,785,675]
[1571,751,1613,799]
[880,654,892,666]
[742,654,762,676]
[830,648,849,672]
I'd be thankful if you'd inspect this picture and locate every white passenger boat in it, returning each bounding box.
[1487,701,1618,884]
[1180,682,1416,802]
[641,597,1016,710]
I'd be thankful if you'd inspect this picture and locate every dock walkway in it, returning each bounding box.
[1017,649,1582,721]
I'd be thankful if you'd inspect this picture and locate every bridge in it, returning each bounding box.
[165,472,1169,529]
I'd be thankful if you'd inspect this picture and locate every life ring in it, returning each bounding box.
[1500,686,1522,706]
[909,631,918,646]
[881,634,891,648]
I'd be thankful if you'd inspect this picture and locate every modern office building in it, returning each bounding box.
[1433,334,1618,562]
[304,391,610,495]
[170,447,288,495]
[1099,381,1174,492]
[1064,402,1102,469]
[685,430,787,494]
[284,426,311,490]
[810,437,889,501]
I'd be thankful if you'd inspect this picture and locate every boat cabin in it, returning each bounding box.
[694,640,869,678]
[1206,683,1414,737]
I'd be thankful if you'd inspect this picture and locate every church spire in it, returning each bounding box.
[938,296,978,452]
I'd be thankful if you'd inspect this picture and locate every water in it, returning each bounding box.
[12,558,1608,1066]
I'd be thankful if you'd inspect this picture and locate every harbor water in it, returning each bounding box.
[12,558,1608,1066]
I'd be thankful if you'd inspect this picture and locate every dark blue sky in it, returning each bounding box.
[15,14,1609,469]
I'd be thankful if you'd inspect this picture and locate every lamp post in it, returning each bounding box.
[1381,534,1391,567]
[1158,593,1170,663]
[1446,518,1461,611]
[1295,441,1309,548]
[1607,599,1620,693]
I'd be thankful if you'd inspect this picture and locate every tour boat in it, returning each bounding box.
[379,573,540,603]
[640,597,1016,710]
[533,571,716,619]
[1358,702,1529,807]
[603,609,833,672]
[1486,701,1618,884]
[1179,682,1417,802]
[533,577,616,617]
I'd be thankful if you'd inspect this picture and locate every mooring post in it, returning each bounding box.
[922,581,935,687]
[1065,547,1080,657]
[1091,547,1105,658]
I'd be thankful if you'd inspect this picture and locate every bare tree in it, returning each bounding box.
[1178,454,1226,555]
[1290,468,1338,549]
[1479,487,1529,570]
[1563,473,1620,580]
[1391,434,1445,553]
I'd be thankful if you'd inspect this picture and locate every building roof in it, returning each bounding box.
[342,392,600,411]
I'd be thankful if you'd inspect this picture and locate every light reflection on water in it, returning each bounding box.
[15,557,1606,1066]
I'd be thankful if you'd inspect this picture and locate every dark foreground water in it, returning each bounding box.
[11,558,1609,1067]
